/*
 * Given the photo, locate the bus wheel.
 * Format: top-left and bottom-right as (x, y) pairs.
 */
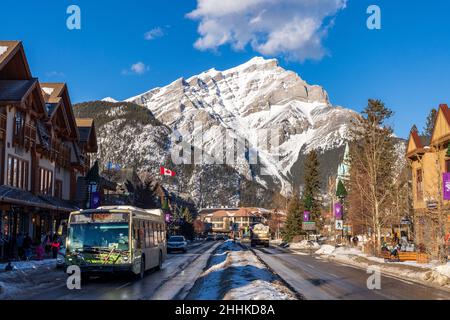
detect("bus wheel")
(156, 251), (163, 271)
(139, 256), (146, 279)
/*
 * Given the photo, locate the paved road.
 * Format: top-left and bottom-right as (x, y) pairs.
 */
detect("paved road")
(252, 245), (450, 300)
(22, 241), (219, 300)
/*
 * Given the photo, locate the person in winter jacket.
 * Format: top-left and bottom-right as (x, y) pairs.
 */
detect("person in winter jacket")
(35, 241), (45, 260)
(51, 236), (60, 259)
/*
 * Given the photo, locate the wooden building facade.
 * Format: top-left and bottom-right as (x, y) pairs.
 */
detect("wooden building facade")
(0, 41), (97, 258)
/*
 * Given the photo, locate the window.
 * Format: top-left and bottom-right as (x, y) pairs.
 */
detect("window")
(54, 180), (63, 199)
(38, 167), (53, 195)
(7, 155), (29, 190)
(416, 169), (423, 201)
(14, 111), (24, 136)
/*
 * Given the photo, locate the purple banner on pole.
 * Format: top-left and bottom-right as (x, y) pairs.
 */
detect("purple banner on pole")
(443, 173), (450, 200)
(90, 192), (101, 209)
(334, 203), (343, 219)
(303, 211), (310, 222)
(165, 214), (172, 223)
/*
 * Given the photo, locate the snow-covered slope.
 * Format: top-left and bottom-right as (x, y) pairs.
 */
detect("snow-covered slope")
(125, 57), (358, 195)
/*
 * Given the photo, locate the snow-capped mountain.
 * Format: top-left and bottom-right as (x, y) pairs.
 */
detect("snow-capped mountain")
(124, 57), (358, 195)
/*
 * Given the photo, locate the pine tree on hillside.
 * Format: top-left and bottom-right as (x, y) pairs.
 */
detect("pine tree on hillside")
(303, 150), (322, 226)
(282, 193), (303, 242)
(423, 108), (437, 137)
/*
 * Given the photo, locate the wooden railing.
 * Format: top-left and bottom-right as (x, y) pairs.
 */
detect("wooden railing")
(13, 119), (36, 151)
(0, 113), (6, 142)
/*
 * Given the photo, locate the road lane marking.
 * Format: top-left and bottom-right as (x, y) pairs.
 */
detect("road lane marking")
(116, 282), (131, 290)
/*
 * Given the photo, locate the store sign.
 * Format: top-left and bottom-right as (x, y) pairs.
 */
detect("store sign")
(303, 211), (310, 222)
(443, 173), (450, 200)
(334, 203), (343, 219)
(335, 220), (344, 230)
(302, 222), (316, 231)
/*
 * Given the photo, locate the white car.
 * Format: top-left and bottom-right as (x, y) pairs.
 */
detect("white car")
(167, 236), (187, 253)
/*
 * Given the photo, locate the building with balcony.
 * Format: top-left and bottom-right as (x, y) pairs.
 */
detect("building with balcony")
(0, 41), (99, 259)
(198, 207), (266, 236)
(406, 104), (450, 259)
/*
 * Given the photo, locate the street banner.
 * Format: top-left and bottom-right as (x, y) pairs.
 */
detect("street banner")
(160, 166), (176, 177)
(334, 203), (343, 219)
(165, 213), (172, 223)
(90, 191), (101, 209)
(443, 173), (450, 200)
(335, 220), (344, 230)
(303, 211), (310, 222)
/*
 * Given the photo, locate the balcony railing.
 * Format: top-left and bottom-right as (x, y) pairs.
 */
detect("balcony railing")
(13, 120), (36, 151)
(0, 113), (6, 142)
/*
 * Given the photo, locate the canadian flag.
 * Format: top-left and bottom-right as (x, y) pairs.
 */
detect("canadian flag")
(160, 166), (176, 177)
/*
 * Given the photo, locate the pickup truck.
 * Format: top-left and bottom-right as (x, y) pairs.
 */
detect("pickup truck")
(250, 224), (270, 248)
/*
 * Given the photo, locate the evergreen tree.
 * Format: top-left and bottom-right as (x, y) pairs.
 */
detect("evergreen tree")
(282, 193), (303, 242)
(423, 108), (437, 137)
(336, 180), (348, 198)
(303, 150), (322, 226)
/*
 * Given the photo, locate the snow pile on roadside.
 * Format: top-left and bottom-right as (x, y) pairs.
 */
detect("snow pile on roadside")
(289, 240), (320, 250)
(188, 240), (296, 300)
(314, 244), (450, 288)
(0, 259), (58, 299)
(0, 259), (56, 272)
(315, 244), (335, 255)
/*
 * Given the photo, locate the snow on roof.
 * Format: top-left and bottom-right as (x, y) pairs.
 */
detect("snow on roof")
(41, 87), (54, 95)
(0, 46), (8, 56)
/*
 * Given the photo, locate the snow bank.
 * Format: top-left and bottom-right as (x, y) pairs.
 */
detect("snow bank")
(289, 240), (320, 250)
(314, 245), (450, 289)
(315, 244), (335, 255)
(0, 259), (56, 272)
(188, 240), (296, 300)
(0, 259), (57, 299)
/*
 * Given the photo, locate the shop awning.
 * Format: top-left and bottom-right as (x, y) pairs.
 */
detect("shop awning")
(0, 186), (78, 212)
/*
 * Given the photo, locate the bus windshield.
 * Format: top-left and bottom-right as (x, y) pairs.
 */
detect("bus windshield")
(68, 223), (129, 251)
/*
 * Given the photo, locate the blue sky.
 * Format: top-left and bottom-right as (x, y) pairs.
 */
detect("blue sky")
(1, 0), (450, 139)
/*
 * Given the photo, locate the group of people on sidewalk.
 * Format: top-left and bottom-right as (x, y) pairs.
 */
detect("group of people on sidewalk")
(0, 231), (62, 262)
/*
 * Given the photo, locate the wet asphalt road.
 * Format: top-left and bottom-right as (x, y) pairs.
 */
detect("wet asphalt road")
(21, 241), (219, 300)
(252, 245), (450, 300)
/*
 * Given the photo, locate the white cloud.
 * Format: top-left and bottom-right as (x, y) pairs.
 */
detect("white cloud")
(122, 62), (149, 75)
(144, 27), (165, 40)
(46, 71), (66, 78)
(187, 0), (347, 62)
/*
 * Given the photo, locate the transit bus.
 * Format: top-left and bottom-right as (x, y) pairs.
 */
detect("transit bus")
(65, 206), (167, 279)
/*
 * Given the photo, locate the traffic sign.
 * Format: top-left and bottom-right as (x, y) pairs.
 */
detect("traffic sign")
(335, 220), (344, 230)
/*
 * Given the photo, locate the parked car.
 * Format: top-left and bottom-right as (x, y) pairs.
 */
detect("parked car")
(206, 235), (215, 241)
(167, 236), (188, 253)
(56, 247), (66, 268)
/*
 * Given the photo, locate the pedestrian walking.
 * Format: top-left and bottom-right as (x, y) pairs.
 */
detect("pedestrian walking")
(23, 233), (32, 261)
(42, 232), (52, 256)
(35, 241), (44, 260)
(17, 232), (24, 260)
(51, 235), (60, 259)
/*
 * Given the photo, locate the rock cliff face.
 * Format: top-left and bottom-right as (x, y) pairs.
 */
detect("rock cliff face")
(123, 57), (358, 195)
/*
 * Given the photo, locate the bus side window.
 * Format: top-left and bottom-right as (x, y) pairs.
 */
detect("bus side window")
(143, 221), (148, 248)
(146, 221), (151, 248)
(149, 222), (154, 247)
(154, 224), (158, 245)
(139, 221), (145, 249)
